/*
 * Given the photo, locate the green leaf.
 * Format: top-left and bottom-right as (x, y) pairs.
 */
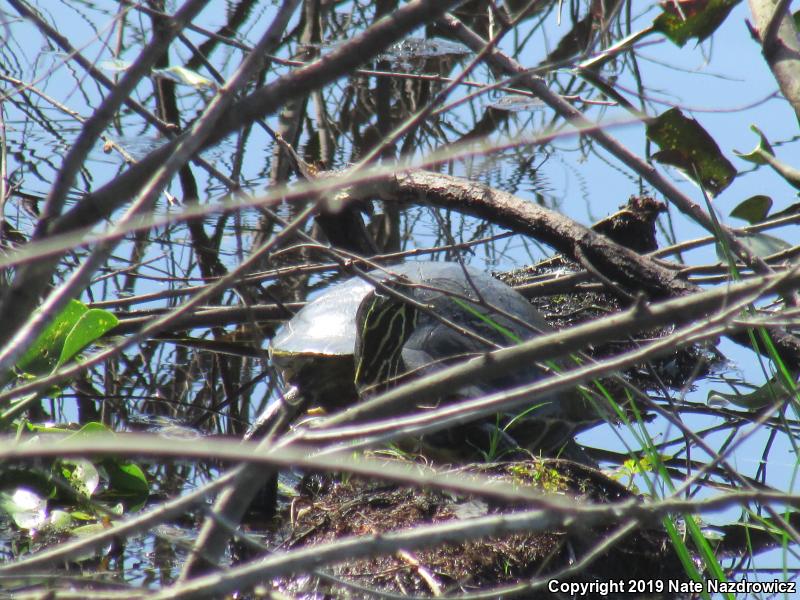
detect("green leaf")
(733, 125), (774, 164)
(622, 455), (654, 475)
(729, 195), (772, 224)
(15, 299), (87, 375)
(103, 460), (149, 498)
(647, 108), (736, 195)
(57, 308), (118, 368)
(653, 0), (741, 47)
(60, 423), (149, 503)
(15, 300), (118, 375)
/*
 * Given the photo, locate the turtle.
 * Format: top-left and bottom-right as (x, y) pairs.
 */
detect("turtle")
(269, 261), (592, 458)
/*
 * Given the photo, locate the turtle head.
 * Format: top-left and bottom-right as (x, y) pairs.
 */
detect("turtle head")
(353, 287), (419, 395)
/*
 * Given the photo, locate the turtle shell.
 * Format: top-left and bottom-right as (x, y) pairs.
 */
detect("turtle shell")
(270, 272), (377, 408)
(270, 262), (556, 410)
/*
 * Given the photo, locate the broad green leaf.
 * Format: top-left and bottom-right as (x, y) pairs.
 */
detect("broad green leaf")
(733, 125), (774, 164)
(103, 460), (149, 498)
(15, 300), (118, 375)
(730, 195), (772, 224)
(44, 424), (149, 506)
(653, 0), (741, 47)
(57, 308), (118, 368)
(62, 423), (149, 500)
(647, 108), (736, 195)
(16, 299), (87, 375)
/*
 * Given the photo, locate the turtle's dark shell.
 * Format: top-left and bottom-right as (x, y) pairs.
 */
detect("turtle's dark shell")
(270, 262), (570, 413)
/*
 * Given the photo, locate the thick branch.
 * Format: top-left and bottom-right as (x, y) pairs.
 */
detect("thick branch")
(749, 0), (800, 122)
(381, 170), (694, 299)
(358, 169), (800, 368)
